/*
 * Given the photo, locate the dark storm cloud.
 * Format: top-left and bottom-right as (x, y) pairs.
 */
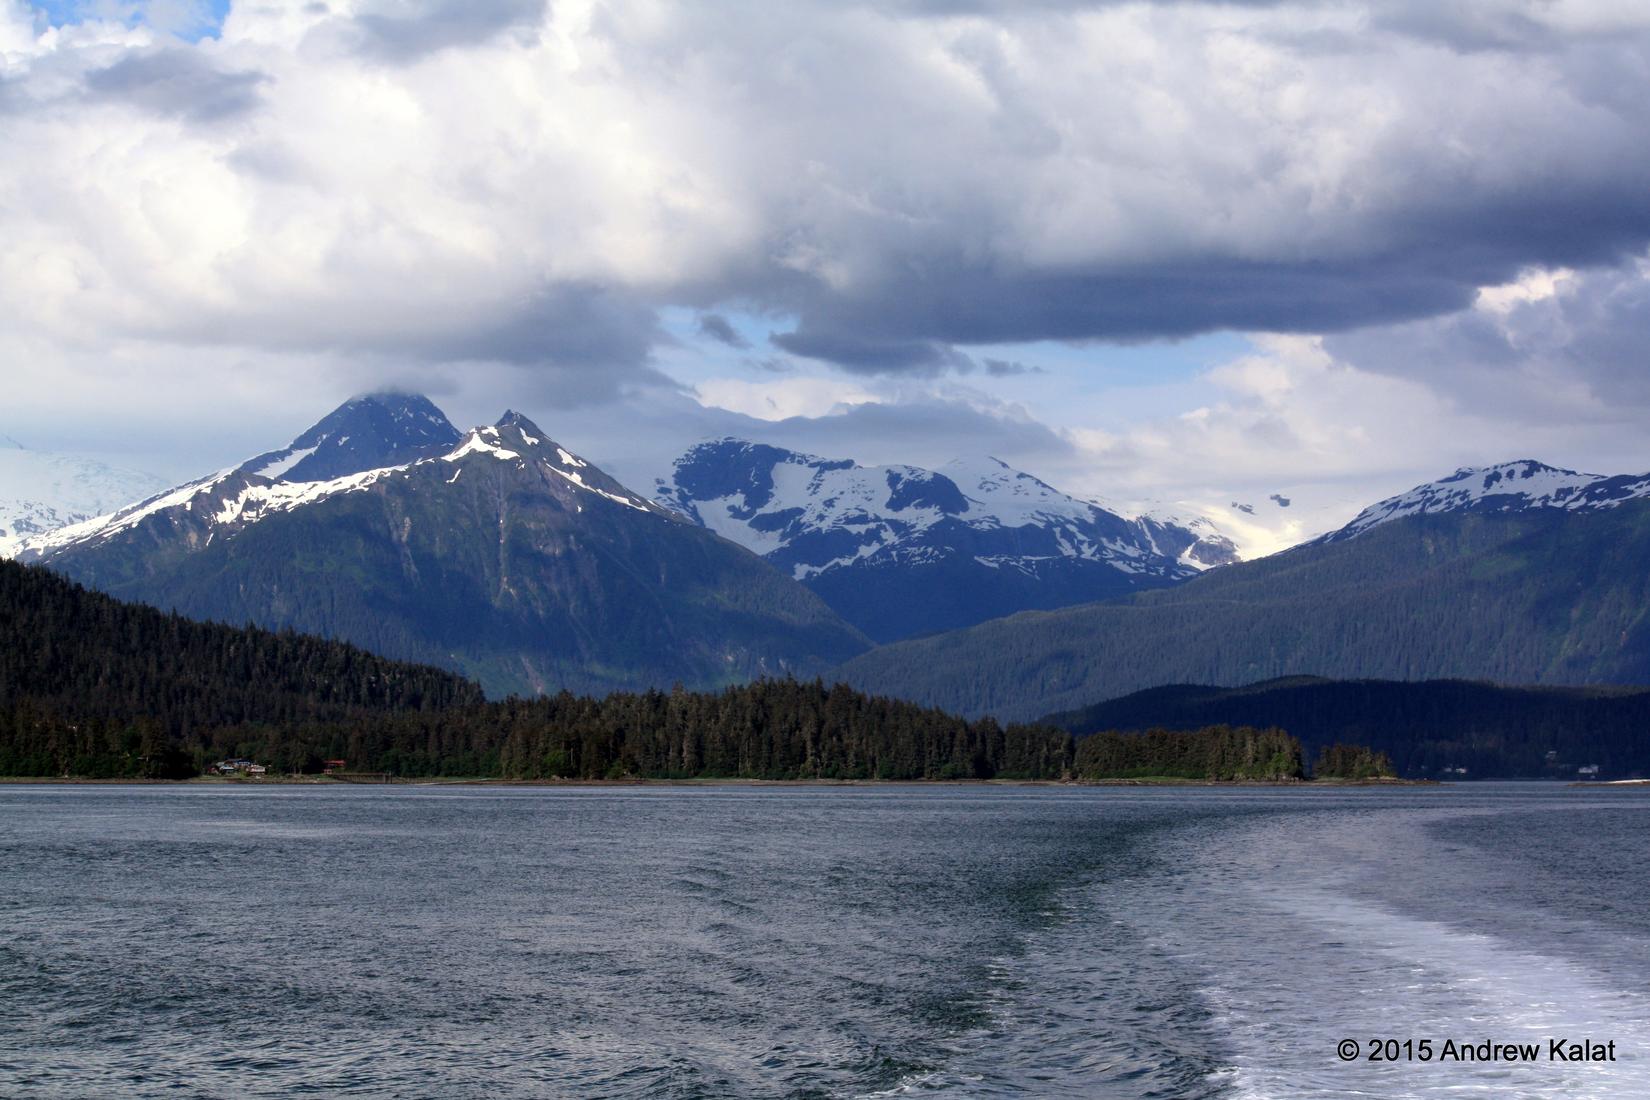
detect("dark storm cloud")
(770, 260), (1480, 371)
(347, 0), (548, 63)
(770, 331), (980, 376)
(400, 285), (672, 403)
(1326, 259), (1650, 408)
(767, 169), (1650, 374)
(83, 50), (268, 123)
(984, 358), (1043, 377)
(453, 284), (658, 366)
(696, 312), (749, 349)
(673, 2), (1650, 379)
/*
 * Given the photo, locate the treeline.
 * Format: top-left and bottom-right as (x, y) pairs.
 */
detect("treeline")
(135, 682), (1075, 781)
(1, 560), (1347, 782)
(3, 677), (1314, 782)
(1313, 743), (1396, 780)
(1075, 725), (1304, 781)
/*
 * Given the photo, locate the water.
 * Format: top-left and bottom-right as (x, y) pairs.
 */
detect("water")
(1, 783), (1646, 1098)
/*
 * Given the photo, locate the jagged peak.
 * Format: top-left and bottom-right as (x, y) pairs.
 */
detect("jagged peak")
(442, 417), (660, 516)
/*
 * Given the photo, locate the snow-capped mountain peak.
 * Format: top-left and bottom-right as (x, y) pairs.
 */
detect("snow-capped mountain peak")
(237, 391), (461, 484)
(1320, 459), (1650, 543)
(656, 438), (1239, 642)
(17, 401), (671, 562)
(451, 413), (662, 514)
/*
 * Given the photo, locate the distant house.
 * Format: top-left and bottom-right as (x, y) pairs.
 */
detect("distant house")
(1578, 764), (1601, 778)
(246, 764), (268, 776)
(213, 758), (259, 775)
(323, 759), (347, 775)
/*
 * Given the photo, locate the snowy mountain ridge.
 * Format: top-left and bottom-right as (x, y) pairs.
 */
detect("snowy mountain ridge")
(654, 439), (1239, 642)
(18, 402), (667, 563)
(1318, 459), (1650, 543)
(656, 440), (1238, 579)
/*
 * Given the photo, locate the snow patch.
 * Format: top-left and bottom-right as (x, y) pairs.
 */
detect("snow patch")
(443, 433), (521, 462)
(248, 445), (318, 479)
(549, 466), (652, 512)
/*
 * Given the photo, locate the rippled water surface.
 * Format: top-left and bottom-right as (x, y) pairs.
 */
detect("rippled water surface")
(1, 783), (1646, 1098)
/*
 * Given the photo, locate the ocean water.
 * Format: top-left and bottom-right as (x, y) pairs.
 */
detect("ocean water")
(0, 783), (1645, 1098)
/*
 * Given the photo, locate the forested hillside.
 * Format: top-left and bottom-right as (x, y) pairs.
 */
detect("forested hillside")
(1045, 676), (1650, 779)
(1, 561), (480, 715)
(1, 559), (1321, 782)
(838, 503), (1650, 720)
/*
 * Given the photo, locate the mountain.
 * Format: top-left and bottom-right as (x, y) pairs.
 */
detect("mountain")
(836, 469), (1650, 721)
(1319, 459), (1650, 543)
(1041, 676), (1650, 780)
(0, 437), (167, 557)
(655, 439), (1238, 642)
(235, 391), (463, 482)
(20, 398), (868, 697)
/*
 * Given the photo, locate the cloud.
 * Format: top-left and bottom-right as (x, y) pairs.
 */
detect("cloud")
(1325, 256), (1650, 413)
(1, 0), (1647, 385)
(82, 48), (268, 122)
(771, 330), (979, 375)
(694, 376), (879, 422)
(695, 311), (748, 349)
(983, 357), (1042, 377)
(343, 0), (548, 64)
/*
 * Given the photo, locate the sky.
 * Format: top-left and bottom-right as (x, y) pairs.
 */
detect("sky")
(3, 0), (1650, 554)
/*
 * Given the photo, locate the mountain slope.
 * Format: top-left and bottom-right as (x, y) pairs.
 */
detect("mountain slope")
(0, 556), (482, 775)
(0, 438), (167, 557)
(836, 495), (1650, 720)
(656, 439), (1237, 642)
(1041, 676), (1650, 780)
(22, 403), (868, 697)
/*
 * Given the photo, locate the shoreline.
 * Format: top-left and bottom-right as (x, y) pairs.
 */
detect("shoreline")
(0, 774), (1437, 788)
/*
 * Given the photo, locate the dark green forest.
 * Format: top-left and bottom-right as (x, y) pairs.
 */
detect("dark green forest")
(1046, 676), (1650, 779)
(839, 504), (1650, 721)
(1, 560), (1325, 782)
(1073, 724), (1305, 781)
(1313, 743), (1398, 781)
